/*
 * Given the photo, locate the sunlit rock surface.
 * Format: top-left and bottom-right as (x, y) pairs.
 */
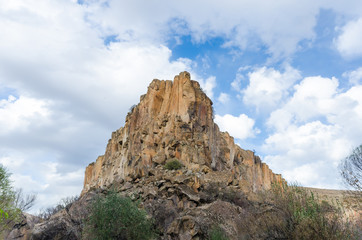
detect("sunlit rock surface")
(82, 71), (283, 195)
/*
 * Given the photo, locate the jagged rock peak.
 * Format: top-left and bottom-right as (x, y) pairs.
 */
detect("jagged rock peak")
(82, 72), (283, 195)
(127, 71), (213, 125)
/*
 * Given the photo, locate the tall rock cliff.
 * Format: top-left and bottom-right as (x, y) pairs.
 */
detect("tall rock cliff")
(7, 73), (360, 240)
(82, 71), (282, 195)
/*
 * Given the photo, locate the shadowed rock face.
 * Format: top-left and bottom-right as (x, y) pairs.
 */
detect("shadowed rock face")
(82, 71), (283, 195)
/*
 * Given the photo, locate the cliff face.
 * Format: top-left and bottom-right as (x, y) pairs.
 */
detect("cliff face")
(7, 73), (361, 240)
(82, 71), (282, 195)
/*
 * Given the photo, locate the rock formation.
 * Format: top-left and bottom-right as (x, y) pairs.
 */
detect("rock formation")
(7, 72), (361, 240)
(82, 71), (283, 196)
(6, 72), (288, 240)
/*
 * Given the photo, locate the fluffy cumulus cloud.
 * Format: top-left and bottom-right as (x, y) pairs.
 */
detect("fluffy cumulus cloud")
(242, 65), (301, 111)
(0, 0), (198, 124)
(2, 0), (362, 212)
(263, 76), (362, 189)
(267, 76), (339, 128)
(0, 0), (202, 211)
(82, 0), (362, 60)
(215, 114), (258, 140)
(86, 0), (322, 59)
(335, 18), (362, 59)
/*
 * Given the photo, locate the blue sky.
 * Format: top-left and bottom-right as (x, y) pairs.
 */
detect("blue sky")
(1, 0), (362, 213)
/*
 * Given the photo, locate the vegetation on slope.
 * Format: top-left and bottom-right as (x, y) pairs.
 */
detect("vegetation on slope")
(164, 158), (183, 170)
(83, 191), (155, 240)
(263, 183), (359, 240)
(1, 164), (37, 237)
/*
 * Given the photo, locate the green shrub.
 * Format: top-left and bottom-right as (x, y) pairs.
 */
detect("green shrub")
(264, 183), (360, 240)
(83, 192), (155, 240)
(0, 165), (22, 236)
(164, 159), (183, 170)
(209, 226), (229, 240)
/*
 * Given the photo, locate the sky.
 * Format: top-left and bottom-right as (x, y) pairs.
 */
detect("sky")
(1, 0), (362, 213)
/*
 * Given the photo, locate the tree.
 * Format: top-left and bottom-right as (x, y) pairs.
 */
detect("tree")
(14, 188), (37, 212)
(0, 164), (21, 234)
(340, 144), (362, 191)
(0, 164), (36, 236)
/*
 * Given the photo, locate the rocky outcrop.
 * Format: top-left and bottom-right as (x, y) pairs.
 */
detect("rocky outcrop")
(81, 165), (288, 240)
(8, 72), (361, 240)
(5, 193), (95, 240)
(4, 213), (41, 240)
(5, 164), (280, 240)
(6, 72), (286, 240)
(119, 166), (255, 239)
(82, 71), (283, 195)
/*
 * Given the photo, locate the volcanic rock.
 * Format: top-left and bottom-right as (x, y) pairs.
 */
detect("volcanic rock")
(82, 71), (283, 195)
(6, 72), (287, 240)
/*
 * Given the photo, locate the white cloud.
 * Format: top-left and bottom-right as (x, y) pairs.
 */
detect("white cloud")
(215, 114), (258, 140)
(0, 153), (83, 214)
(343, 67), (362, 85)
(267, 76), (362, 132)
(86, 0), (323, 59)
(282, 162), (339, 189)
(199, 76), (216, 99)
(0, 0), (203, 212)
(263, 76), (362, 189)
(5, 0), (361, 63)
(217, 92), (230, 104)
(231, 78), (242, 92)
(1, 0), (362, 212)
(0, 1), (196, 126)
(264, 121), (350, 189)
(231, 67), (250, 92)
(242, 65), (301, 111)
(267, 76), (339, 127)
(17, 163), (82, 214)
(335, 18), (362, 59)
(0, 156), (25, 171)
(86, 1), (362, 61)
(0, 95), (51, 134)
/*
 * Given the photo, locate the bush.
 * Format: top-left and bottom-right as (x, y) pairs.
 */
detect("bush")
(83, 192), (155, 240)
(164, 159), (183, 170)
(263, 183), (360, 240)
(209, 226), (229, 240)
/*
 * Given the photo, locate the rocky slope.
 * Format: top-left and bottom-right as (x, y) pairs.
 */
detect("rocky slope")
(6, 72), (288, 240)
(82, 71), (283, 196)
